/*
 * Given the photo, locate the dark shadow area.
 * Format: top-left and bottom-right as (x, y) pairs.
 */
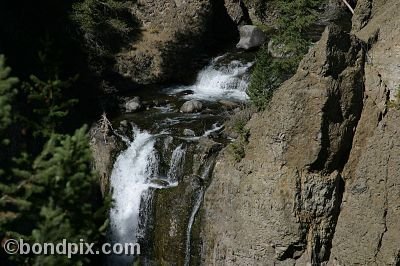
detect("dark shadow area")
(157, 0), (239, 86)
(0, 0), (142, 129)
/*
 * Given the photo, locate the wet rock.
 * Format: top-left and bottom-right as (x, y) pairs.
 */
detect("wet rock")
(183, 129), (196, 137)
(120, 120), (128, 128)
(125, 97), (142, 113)
(150, 178), (170, 187)
(150, 137), (222, 265)
(118, 120), (130, 136)
(236, 25), (267, 50)
(180, 100), (203, 113)
(193, 137), (223, 181)
(219, 99), (239, 110)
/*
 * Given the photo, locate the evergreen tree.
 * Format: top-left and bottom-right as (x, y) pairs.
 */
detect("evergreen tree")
(0, 56), (108, 265)
(0, 55), (18, 145)
(274, 0), (322, 59)
(31, 126), (109, 265)
(21, 75), (78, 138)
(0, 56), (37, 265)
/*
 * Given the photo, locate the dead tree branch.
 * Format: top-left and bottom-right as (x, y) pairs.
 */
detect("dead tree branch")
(342, 0), (355, 14)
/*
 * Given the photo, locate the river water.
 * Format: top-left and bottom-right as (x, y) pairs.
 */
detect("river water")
(108, 52), (254, 265)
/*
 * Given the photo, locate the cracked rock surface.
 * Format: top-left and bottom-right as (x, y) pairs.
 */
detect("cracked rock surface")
(200, 0), (400, 264)
(201, 25), (365, 265)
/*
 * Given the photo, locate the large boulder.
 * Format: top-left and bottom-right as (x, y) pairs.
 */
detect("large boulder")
(236, 25), (267, 50)
(180, 100), (203, 113)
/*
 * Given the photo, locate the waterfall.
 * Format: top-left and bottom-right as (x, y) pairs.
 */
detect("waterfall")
(184, 189), (205, 266)
(109, 127), (190, 263)
(109, 127), (158, 264)
(169, 57), (252, 101)
(167, 144), (186, 183)
(108, 51), (253, 265)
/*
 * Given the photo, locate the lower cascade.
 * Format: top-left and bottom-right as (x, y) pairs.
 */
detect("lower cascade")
(184, 189), (205, 266)
(108, 52), (253, 265)
(109, 128), (157, 265)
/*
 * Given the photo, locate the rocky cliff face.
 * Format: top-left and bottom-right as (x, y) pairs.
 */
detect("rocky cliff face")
(200, 0), (400, 264)
(115, 0), (237, 85)
(330, 0), (400, 264)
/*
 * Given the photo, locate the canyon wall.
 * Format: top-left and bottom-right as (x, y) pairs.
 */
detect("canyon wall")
(201, 0), (400, 264)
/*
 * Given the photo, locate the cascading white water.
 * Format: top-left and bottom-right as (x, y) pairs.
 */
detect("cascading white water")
(184, 189), (205, 266)
(203, 123), (224, 137)
(109, 127), (188, 265)
(109, 128), (158, 248)
(167, 144), (186, 183)
(109, 52), (253, 264)
(169, 56), (252, 101)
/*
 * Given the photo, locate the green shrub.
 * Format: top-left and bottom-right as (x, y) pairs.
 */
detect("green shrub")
(388, 86), (400, 109)
(230, 139), (246, 162)
(248, 0), (324, 110)
(227, 108), (251, 162)
(248, 48), (295, 110)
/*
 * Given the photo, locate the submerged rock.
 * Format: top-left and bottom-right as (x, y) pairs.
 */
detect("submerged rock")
(180, 100), (203, 113)
(236, 25), (267, 50)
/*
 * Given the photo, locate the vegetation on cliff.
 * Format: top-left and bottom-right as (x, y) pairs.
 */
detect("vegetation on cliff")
(248, 0), (324, 110)
(71, 0), (139, 73)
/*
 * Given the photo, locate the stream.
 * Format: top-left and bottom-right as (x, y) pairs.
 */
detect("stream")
(108, 51), (254, 265)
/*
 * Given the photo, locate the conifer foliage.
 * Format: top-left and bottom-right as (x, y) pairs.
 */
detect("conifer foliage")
(0, 57), (108, 265)
(0, 55), (18, 139)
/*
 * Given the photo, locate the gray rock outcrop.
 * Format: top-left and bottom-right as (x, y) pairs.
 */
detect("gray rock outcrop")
(329, 0), (400, 264)
(236, 25), (266, 50)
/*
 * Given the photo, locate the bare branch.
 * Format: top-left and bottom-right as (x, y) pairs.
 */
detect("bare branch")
(342, 0), (355, 14)
(98, 112), (113, 144)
